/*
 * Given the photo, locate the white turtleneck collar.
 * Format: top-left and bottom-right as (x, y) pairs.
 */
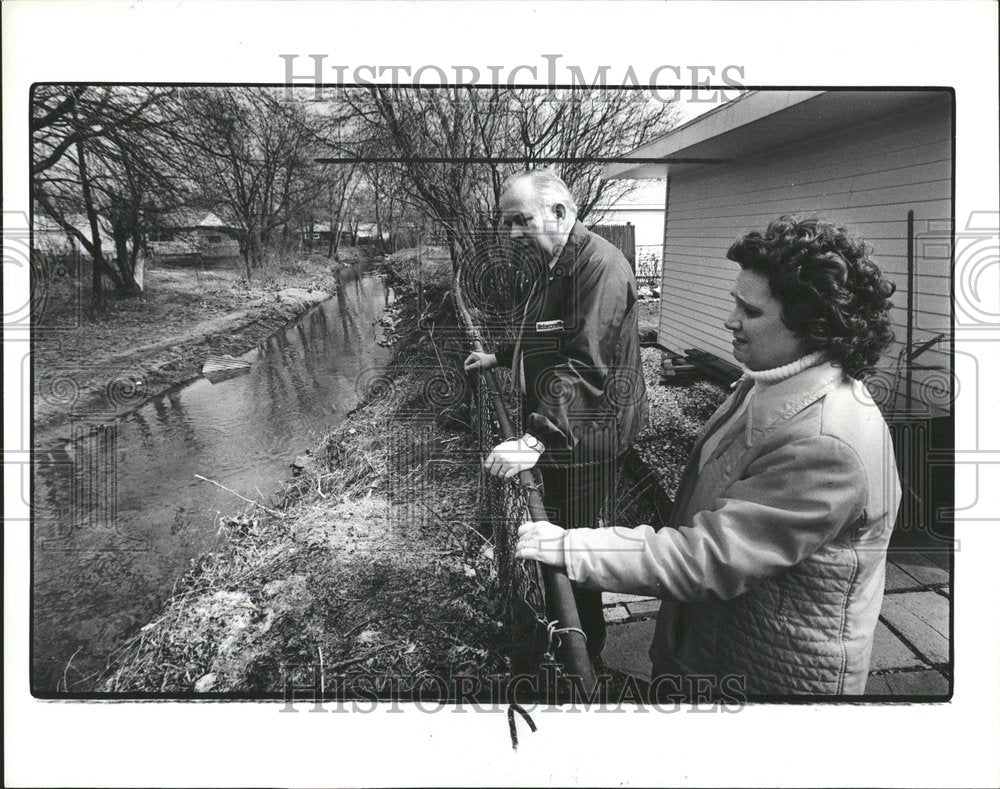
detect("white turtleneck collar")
(740, 351), (827, 387)
(704, 352), (830, 468)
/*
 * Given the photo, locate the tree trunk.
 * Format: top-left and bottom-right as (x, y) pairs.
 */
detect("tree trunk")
(111, 224), (141, 296)
(248, 225), (263, 274)
(34, 185), (122, 292)
(373, 189), (386, 256)
(386, 192), (398, 253)
(238, 235), (252, 280)
(75, 136), (109, 304)
(130, 232), (145, 291)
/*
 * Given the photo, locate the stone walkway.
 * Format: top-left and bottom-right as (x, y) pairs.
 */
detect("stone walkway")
(601, 534), (952, 697)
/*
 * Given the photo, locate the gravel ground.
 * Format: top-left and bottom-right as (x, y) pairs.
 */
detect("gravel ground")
(637, 299), (660, 336)
(633, 347), (730, 499)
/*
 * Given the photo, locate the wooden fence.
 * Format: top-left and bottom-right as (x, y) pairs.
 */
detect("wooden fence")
(590, 222), (636, 271)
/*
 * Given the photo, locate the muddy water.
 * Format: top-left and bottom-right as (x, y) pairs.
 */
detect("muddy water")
(32, 267), (393, 692)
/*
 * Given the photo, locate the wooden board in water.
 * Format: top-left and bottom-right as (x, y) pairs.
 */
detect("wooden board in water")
(202, 355), (252, 383)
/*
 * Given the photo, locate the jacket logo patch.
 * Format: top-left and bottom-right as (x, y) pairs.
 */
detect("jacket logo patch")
(536, 319), (564, 332)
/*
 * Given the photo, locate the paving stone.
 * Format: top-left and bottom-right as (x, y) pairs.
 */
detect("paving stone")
(602, 619), (656, 680)
(864, 674), (892, 694)
(879, 592), (950, 664)
(603, 592), (656, 606)
(891, 591), (949, 634)
(603, 604), (629, 623)
(885, 669), (950, 696)
(865, 670), (950, 696)
(884, 561), (922, 591)
(869, 621), (923, 671)
(887, 549), (951, 586)
(626, 599), (661, 617)
(919, 545), (952, 571)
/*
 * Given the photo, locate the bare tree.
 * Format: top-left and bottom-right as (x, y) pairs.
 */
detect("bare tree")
(178, 88), (327, 278)
(508, 89), (678, 222)
(336, 86), (677, 267)
(339, 87), (499, 264)
(32, 85), (187, 301)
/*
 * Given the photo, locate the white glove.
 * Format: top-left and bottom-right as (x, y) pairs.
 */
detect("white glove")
(463, 351), (498, 373)
(483, 434), (544, 479)
(515, 520), (567, 568)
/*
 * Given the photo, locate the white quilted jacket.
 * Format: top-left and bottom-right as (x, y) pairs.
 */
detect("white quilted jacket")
(564, 362), (902, 695)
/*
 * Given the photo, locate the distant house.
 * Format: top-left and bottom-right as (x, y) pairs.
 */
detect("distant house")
(301, 222), (332, 248)
(147, 210), (240, 261)
(588, 181), (667, 288)
(354, 222), (390, 245)
(590, 180), (667, 249)
(302, 221), (390, 249)
(604, 90), (953, 417)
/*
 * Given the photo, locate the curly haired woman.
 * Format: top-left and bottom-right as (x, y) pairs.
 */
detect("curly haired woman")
(517, 216), (902, 696)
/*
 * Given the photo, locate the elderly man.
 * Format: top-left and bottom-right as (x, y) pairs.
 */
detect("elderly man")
(464, 169), (648, 661)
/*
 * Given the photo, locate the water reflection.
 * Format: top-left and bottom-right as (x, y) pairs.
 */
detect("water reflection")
(32, 269), (392, 691)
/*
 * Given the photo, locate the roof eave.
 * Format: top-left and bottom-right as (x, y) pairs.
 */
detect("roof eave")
(604, 89), (826, 180)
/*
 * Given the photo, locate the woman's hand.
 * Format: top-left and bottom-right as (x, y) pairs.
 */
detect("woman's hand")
(516, 520), (567, 569)
(463, 351), (498, 373)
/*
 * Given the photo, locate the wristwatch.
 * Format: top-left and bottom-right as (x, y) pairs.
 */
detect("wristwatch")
(521, 433), (545, 453)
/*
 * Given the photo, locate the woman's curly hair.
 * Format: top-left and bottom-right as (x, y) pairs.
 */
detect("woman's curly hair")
(726, 216), (897, 379)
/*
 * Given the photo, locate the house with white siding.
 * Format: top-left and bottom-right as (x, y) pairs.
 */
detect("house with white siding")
(590, 179), (667, 249)
(148, 210), (241, 261)
(604, 90), (953, 418)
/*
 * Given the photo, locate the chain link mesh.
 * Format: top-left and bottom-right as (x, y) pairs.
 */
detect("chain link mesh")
(473, 372), (549, 675)
(462, 240), (551, 676)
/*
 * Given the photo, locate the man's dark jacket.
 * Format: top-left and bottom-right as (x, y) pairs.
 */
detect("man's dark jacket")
(495, 221), (648, 465)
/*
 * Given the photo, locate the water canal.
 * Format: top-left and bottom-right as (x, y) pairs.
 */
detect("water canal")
(32, 267), (393, 691)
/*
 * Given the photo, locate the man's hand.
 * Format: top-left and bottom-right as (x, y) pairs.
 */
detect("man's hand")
(516, 520), (567, 568)
(463, 351), (498, 373)
(483, 436), (542, 479)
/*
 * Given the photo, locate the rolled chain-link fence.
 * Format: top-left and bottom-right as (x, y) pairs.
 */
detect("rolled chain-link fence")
(473, 371), (550, 677)
(459, 238), (551, 677)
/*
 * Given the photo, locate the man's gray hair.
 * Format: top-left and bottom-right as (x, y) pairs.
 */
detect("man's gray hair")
(503, 169), (579, 216)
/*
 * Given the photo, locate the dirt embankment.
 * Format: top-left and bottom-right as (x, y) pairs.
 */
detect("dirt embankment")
(98, 271), (510, 695)
(33, 260), (341, 440)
